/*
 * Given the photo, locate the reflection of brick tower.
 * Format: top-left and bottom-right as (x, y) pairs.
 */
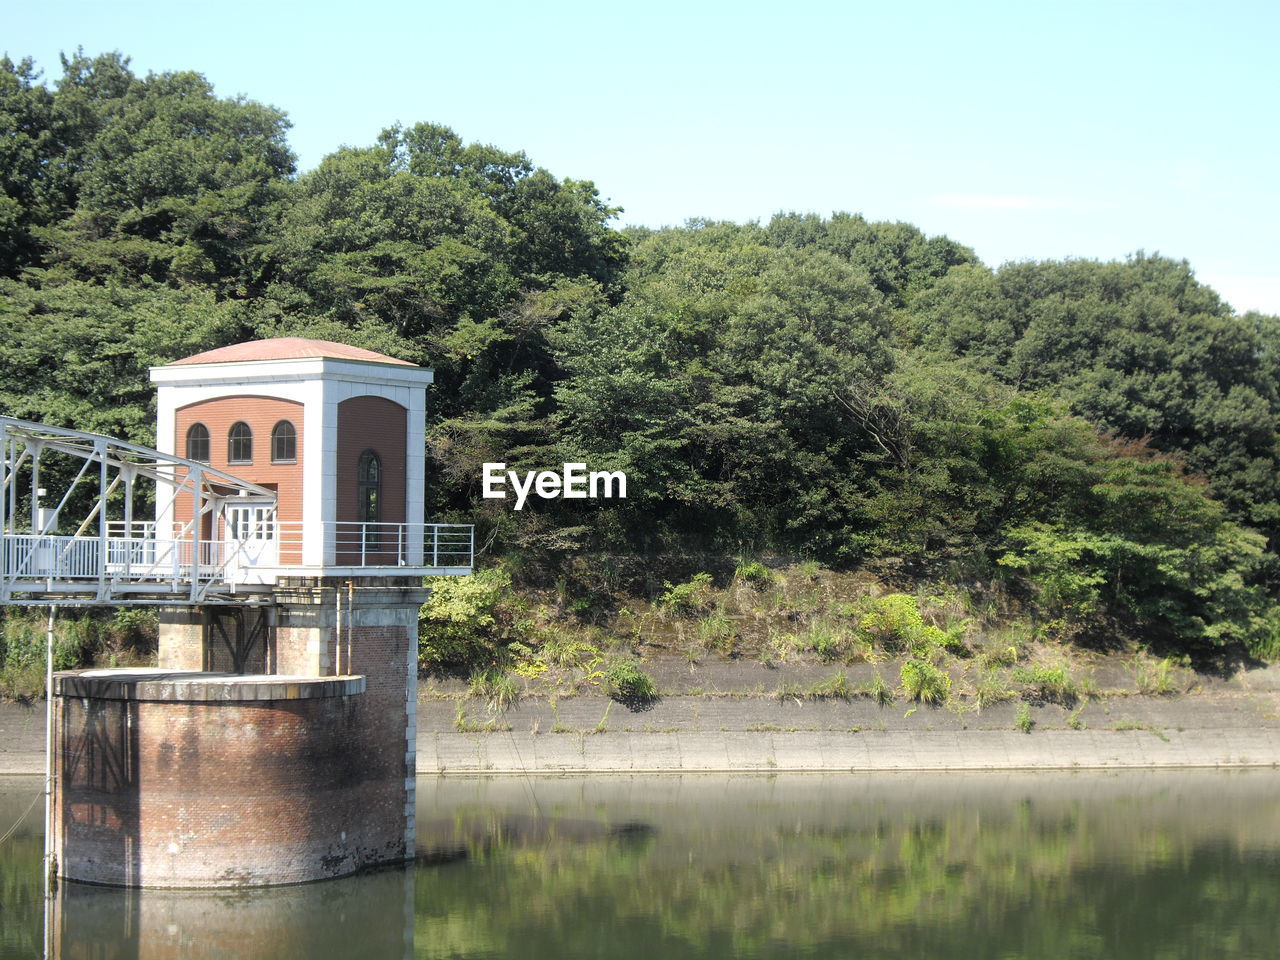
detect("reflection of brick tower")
(50, 339), (471, 887)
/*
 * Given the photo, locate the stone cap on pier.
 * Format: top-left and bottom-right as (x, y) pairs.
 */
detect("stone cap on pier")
(52, 668), (365, 702)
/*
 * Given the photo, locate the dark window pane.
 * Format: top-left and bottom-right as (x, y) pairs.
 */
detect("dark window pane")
(357, 450), (381, 544)
(186, 423), (210, 462)
(271, 420), (296, 462)
(228, 422), (253, 463)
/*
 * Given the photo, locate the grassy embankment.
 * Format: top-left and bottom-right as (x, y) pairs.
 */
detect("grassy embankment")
(0, 609), (157, 700)
(0, 562), (1205, 723)
(419, 560), (1204, 732)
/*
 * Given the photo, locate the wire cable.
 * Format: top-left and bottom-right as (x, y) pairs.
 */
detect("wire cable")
(0, 786), (42, 846)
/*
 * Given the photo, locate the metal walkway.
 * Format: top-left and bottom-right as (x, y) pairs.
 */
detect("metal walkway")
(1, 417), (472, 605)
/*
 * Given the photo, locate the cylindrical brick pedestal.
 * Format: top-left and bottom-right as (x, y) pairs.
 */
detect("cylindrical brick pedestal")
(55, 577), (428, 888)
(51, 670), (373, 887)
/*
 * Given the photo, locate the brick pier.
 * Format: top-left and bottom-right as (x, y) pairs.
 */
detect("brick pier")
(50, 576), (427, 888)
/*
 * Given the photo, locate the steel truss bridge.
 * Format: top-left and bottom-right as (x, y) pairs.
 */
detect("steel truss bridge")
(0, 417), (472, 606)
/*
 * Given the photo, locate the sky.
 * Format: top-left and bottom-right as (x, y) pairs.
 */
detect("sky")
(7, 0), (1279, 313)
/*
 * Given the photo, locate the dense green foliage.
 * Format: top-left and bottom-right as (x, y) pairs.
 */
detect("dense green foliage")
(0, 608), (156, 698)
(911, 256), (1280, 541)
(418, 568), (513, 671)
(3, 51), (1279, 656)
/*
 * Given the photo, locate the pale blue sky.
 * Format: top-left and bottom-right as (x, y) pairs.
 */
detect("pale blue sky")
(7, 0), (1278, 312)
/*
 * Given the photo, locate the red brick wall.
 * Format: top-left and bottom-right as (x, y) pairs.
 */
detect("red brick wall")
(59, 577), (426, 888)
(173, 396), (304, 564)
(336, 396), (407, 564)
(52, 687), (403, 887)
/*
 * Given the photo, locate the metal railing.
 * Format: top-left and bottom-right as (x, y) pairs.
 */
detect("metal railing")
(219, 521), (474, 570)
(132, 520), (474, 567)
(325, 522), (475, 568)
(3, 533), (229, 584)
(2, 521), (473, 602)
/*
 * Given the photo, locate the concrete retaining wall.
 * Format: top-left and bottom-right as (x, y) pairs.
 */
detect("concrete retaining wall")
(417, 726), (1280, 774)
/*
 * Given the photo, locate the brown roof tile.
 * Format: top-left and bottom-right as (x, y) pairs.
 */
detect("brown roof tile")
(169, 337), (416, 367)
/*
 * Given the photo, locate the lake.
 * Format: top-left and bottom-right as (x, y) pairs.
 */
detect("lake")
(2, 770), (1278, 958)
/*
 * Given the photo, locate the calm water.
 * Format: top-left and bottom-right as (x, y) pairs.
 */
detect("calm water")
(2, 770), (1279, 959)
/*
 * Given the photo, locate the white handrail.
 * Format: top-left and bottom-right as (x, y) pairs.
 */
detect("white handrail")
(1, 521), (474, 602)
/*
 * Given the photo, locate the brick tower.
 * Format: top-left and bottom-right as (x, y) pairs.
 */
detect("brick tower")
(49, 339), (470, 887)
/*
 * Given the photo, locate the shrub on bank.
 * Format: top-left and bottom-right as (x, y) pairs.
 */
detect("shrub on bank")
(1015, 702), (1034, 733)
(733, 561), (773, 588)
(900, 658), (951, 704)
(469, 665), (520, 712)
(1011, 664), (1077, 704)
(603, 656), (658, 706)
(419, 567), (514, 672)
(658, 573), (715, 616)
(859, 594), (924, 649)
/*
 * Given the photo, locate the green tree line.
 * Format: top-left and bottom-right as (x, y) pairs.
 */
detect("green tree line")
(2, 51), (1279, 655)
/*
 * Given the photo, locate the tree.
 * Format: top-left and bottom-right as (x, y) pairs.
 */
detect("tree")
(910, 254), (1280, 548)
(551, 226), (893, 557)
(0, 56), (60, 275)
(767, 211), (978, 307)
(29, 52), (295, 292)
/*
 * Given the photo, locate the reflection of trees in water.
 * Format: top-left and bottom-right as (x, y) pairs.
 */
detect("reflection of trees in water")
(0, 813), (41, 960)
(416, 811), (655, 865)
(411, 809), (1280, 960)
(5, 774), (1280, 960)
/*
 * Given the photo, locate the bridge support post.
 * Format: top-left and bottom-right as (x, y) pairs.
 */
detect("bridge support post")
(156, 606), (205, 670)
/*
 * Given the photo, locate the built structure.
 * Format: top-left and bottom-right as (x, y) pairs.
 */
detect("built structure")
(2, 338), (474, 887)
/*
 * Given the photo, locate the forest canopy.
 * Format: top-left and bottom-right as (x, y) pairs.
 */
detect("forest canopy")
(3, 51), (1279, 656)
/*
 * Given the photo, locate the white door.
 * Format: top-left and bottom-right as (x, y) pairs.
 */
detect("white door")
(224, 504), (278, 581)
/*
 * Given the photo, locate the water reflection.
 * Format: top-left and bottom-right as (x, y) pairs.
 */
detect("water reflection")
(413, 771), (1280, 960)
(52, 865), (414, 960)
(2, 770), (1279, 959)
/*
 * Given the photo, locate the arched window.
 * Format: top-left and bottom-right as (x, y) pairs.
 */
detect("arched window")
(228, 422), (253, 464)
(271, 420), (297, 463)
(357, 450), (381, 525)
(186, 423), (210, 463)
